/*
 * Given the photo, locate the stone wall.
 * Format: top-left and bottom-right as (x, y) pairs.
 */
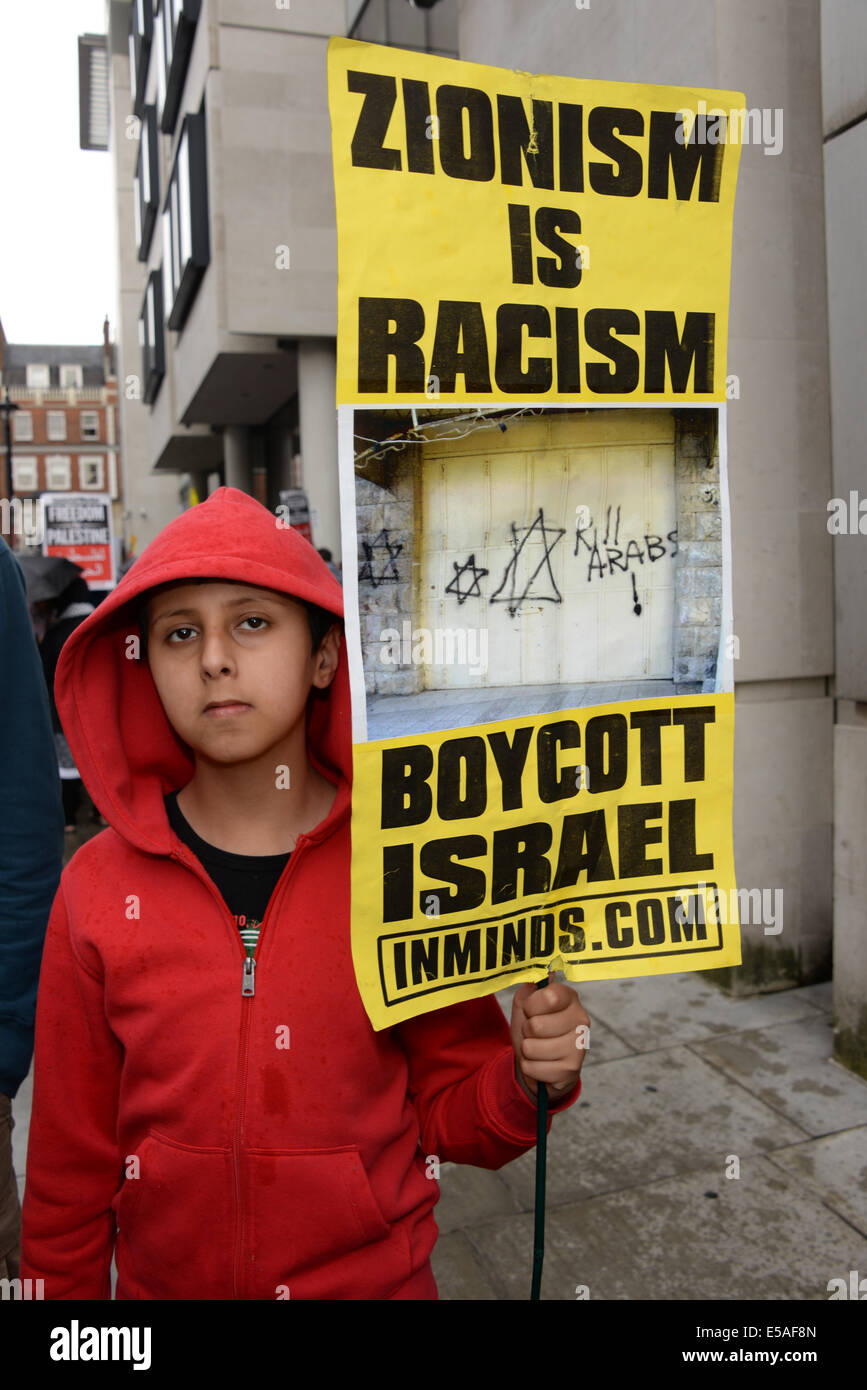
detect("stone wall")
(355, 450), (420, 696)
(673, 411), (723, 692)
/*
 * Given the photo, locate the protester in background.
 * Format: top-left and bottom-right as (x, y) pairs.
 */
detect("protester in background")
(38, 575), (96, 833)
(28, 599), (55, 647)
(0, 535), (65, 1283)
(318, 547), (342, 583)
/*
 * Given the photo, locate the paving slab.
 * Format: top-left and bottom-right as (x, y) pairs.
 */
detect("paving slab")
(458, 1157), (867, 1301)
(433, 1162), (523, 1234)
(568, 972), (829, 1052)
(494, 1044), (806, 1209)
(795, 981), (834, 1013)
(767, 1126), (867, 1238)
(429, 1229), (500, 1299)
(693, 1017), (867, 1137)
(366, 679), (678, 738)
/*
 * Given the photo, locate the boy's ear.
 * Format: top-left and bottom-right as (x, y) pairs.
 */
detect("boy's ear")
(311, 623), (341, 690)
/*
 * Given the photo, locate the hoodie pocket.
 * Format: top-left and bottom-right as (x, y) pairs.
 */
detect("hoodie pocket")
(114, 1130), (235, 1300)
(245, 1145), (408, 1300)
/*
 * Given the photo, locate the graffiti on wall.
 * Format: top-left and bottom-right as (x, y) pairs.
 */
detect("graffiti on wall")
(574, 505), (679, 585)
(358, 529), (403, 586)
(445, 554), (489, 605)
(431, 505), (682, 619)
(357, 507), (685, 620)
(488, 509), (567, 618)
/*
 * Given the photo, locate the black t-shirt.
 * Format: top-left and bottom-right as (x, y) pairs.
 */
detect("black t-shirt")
(165, 791), (290, 958)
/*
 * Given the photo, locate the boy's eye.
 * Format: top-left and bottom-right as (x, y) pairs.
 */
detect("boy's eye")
(164, 615), (269, 643)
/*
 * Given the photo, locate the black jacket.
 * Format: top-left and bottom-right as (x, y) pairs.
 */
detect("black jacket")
(0, 539), (64, 1097)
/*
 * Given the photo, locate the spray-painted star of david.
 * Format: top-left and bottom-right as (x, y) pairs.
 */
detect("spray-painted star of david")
(489, 508), (566, 617)
(444, 553), (489, 605)
(358, 529), (403, 587)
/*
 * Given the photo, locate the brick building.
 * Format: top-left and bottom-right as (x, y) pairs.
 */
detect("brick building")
(0, 315), (122, 551)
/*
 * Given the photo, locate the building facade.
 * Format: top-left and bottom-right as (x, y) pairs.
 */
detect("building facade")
(88, 0), (460, 558)
(0, 317), (123, 555)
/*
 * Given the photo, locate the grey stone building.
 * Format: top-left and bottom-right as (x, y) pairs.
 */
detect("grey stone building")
(83, 0), (460, 559)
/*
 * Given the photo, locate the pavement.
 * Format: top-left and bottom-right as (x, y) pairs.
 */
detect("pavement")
(429, 973), (867, 1300)
(366, 677), (688, 739)
(11, 800), (867, 1300)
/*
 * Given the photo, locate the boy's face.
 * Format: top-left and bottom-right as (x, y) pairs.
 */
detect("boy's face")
(143, 581), (340, 764)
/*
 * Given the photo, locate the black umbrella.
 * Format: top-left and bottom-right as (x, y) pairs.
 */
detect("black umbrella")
(17, 555), (85, 605)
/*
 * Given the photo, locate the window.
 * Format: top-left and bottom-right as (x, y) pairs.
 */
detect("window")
(129, 0), (153, 118)
(139, 269), (166, 404)
(164, 105), (210, 331)
(46, 456), (72, 490)
(47, 411), (67, 441)
(11, 457), (38, 491)
(12, 411), (33, 441)
(79, 456), (105, 490)
(161, 207), (174, 316)
(133, 174), (143, 248)
(59, 364), (83, 389)
(25, 364), (50, 388)
(80, 411), (101, 440)
(155, 0), (166, 115)
(135, 104), (159, 260)
(159, 0), (201, 133)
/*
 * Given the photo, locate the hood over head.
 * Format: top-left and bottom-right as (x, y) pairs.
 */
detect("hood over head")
(54, 487), (348, 855)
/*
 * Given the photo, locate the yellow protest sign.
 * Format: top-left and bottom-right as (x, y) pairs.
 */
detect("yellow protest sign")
(351, 692), (739, 1030)
(327, 37), (744, 406)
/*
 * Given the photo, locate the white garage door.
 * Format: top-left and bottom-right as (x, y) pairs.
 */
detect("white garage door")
(418, 410), (676, 689)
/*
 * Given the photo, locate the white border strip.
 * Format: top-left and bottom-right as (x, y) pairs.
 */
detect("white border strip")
(338, 403), (368, 744)
(716, 403), (735, 694)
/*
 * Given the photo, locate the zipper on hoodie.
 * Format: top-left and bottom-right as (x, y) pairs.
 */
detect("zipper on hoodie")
(169, 833), (309, 1299)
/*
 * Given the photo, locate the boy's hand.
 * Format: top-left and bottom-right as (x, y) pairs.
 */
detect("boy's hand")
(510, 974), (590, 1104)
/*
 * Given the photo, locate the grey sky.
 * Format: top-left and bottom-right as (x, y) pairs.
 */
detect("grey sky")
(0, 0), (115, 346)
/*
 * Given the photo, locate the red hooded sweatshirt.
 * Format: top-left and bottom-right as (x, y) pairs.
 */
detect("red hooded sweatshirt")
(20, 486), (581, 1301)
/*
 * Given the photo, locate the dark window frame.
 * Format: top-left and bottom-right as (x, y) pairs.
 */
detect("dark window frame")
(134, 104), (160, 260)
(129, 0), (154, 118)
(163, 104), (210, 332)
(139, 269), (166, 404)
(159, 0), (201, 133)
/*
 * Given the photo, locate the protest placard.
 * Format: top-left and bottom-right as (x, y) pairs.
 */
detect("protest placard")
(327, 38), (744, 1029)
(328, 37), (744, 406)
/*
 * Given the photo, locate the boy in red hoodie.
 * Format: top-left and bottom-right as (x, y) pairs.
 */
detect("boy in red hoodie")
(21, 487), (588, 1300)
